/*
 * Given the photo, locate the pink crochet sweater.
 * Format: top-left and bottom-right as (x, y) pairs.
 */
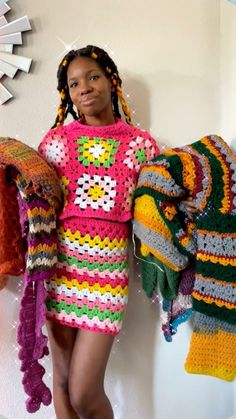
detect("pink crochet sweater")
(38, 118), (159, 222)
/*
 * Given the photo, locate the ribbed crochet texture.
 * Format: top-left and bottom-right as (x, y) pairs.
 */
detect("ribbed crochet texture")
(0, 138), (62, 412)
(185, 312), (236, 381)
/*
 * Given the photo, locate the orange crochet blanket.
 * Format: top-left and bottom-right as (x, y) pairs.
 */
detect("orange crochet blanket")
(0, 137), (61, 280)
(0, 166), (25, 278)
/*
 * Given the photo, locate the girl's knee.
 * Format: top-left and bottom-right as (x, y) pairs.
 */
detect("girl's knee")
(69, 386), (103, 417)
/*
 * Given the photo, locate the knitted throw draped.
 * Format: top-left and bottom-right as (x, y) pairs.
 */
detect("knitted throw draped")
(0, 137), (62, 412)
(133, 135), (236, 381)
(134, 135), (236, 324)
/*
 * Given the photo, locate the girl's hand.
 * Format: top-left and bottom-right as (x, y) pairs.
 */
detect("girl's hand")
(0, 275), (8, 290)
(182, 198), (198, 214)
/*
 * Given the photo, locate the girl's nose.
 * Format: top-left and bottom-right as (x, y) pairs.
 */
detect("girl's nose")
(80, 81), (92, 95)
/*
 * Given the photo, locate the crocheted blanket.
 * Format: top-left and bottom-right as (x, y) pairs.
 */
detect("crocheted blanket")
(0, 137), (62, 412)
(133, 135), (236, 325)
(133, 135), (236, 381)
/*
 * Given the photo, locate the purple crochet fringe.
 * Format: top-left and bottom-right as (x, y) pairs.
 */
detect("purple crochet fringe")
(16, 194), (57, 412)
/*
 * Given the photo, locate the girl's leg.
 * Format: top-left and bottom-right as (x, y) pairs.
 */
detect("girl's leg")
(46, 320), (79, 419)
(69, 329), (114, 419)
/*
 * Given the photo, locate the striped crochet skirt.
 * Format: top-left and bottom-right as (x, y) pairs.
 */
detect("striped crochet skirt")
(45, 217), (130, 335)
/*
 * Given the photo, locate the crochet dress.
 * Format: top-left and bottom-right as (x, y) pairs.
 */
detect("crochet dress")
(38, 118), (159, 335)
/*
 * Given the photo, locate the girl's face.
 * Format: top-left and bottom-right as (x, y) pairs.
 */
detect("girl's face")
(67, 57), (114, 125)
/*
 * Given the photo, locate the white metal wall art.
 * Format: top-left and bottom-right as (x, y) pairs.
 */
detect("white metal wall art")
(0, 0), (32, 104)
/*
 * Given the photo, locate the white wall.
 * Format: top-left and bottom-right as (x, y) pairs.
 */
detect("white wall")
(0, 1), (235, 419)
(220, 0), (236, 414)
(220, 0), (236, 148)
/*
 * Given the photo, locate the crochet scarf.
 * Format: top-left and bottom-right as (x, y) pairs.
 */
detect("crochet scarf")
(0, 137), (62, 412)
(133, 135), (236, 381)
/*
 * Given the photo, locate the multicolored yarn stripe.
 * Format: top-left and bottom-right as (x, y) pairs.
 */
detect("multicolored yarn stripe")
(133, 135), (236, 380)
(0, 138), (62, 412)
(134, 135), (236, 325)
(133, 194), (190, 272)
(45, 217), (129, 335)
(17, 194), (57, 412)
(185, 313), (236, 381)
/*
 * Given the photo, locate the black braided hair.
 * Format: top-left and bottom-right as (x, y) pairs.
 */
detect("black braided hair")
(52, 45), (132, 128)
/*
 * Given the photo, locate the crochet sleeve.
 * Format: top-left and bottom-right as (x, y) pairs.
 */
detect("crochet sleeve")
(139, 131), (160, 167)
(125, 128), (160, 174)
(145, 132), (160, 160)
(38, 129), (56, 164)
(38, 128), (63, 175)
(133, 151), (197, 271)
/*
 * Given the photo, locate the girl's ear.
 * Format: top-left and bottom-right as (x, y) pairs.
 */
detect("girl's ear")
(107, 78), (114, 92)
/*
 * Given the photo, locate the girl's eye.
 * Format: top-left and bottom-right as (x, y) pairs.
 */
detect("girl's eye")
(89, 75), (99, 81)
(70, 82), (78, 88)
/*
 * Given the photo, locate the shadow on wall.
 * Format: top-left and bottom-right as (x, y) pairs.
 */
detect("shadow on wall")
(122, 75), (151, 131)
(106, 245), (158, 419)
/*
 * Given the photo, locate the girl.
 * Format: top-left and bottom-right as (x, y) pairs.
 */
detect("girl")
(38, 45), (159, 419)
